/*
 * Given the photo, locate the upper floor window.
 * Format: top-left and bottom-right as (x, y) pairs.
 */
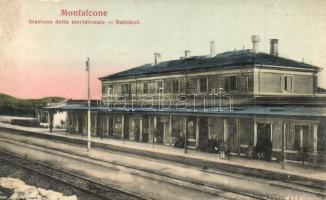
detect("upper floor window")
(122, 84), (130, 95)
(157, 80), (163, 93)
(198, 77), (208, 92)
(282, 76), (293, 92)
(171, 80), (180, 93)
(225, 76), (237, 91)
(108, 85), (113, 95)
(143, 82), (149, 94)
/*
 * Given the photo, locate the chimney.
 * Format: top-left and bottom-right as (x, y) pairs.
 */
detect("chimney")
(154, 53), (161, 65)
(270, 39), (279, 56)
(184, 50), (190, 58)
(210, 41), (215, 57)
(251, 35), (260, 53)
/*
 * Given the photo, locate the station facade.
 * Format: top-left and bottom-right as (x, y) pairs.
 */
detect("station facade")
(47, 37), (326, 165)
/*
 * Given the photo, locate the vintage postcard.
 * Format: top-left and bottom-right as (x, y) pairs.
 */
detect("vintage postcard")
(0, 0), (325, 200)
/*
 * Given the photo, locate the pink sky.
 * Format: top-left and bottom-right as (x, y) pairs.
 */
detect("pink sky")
(1, 0), (326, 99)
(0, 59), (131, 99)
(0, 64), (104, 99)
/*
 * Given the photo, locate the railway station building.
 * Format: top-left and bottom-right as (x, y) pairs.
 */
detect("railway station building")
(44, 36), (326, 166)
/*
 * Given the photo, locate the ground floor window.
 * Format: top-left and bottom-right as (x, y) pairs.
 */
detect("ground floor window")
(113, 115), (123, 138)
(318, 122), (326, 151)
(287, 125), (313, 152)
(257, 123), (272, 143)
(187, 117), (196, 140)
(255, 123), (273, 161)
(142, 116), (149, 142)
(172, 116), (184, 137)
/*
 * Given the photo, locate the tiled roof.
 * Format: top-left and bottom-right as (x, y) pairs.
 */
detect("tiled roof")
(99, 50), (320, 80)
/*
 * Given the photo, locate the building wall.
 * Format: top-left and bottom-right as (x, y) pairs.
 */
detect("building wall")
(293, 75), (314, 94)
(103, 67), (317, 110)
(101, 68), (255, 108)
(65, 111), (324, 164)
(254, 68), (315, 95)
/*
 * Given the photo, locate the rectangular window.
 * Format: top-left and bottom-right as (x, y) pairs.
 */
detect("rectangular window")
(293, 126), (302, 151)
(224, 76), (237, 91)
(247, 77), (253, 93)
(157, 81), (163, 93)
(143, 82), (148, 94)
(198, 77), (208, 92)
(108, 85), (113, 95)
(298, 125), (313, 152)
(286, 129), (299, 151)
(282, 76), (293, 91)
(122, 84), (130, 95)
(172, 116), (184, 137)
(171, 80), (180, 93)
(287, 125), (313, 152)
(230, 76), (237, 91)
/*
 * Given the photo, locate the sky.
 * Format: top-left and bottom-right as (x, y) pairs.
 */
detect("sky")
(0, 0), (326, 99)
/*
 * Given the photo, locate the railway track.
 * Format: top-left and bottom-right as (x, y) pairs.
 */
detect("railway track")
(7, 131), (323, 195)
(0, 150), (144, 200)
(0, 139), (264, 200)
(0, 129), (325, 200)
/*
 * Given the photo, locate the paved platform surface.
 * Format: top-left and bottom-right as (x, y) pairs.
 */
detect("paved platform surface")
(0, 119), (325, 185)
(1, 126), (325, 200)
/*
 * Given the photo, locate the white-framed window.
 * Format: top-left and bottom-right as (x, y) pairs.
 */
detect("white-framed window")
(197, 77), (208, 92)
(157, 80), (164, 93)
(224, 76), (237, 91)
(121, 83), (130, 95)
(286, 125), (313, 152)
(108, 85), (113, 95)
(171, 80), (180, 93)
(143, 82), (149, 94)
(281, 75), (293, 92)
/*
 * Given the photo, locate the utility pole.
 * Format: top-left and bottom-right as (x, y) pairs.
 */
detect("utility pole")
(86, 57), (91, 151)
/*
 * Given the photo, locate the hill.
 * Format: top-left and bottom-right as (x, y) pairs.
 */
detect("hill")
(0, 93), (65, 117)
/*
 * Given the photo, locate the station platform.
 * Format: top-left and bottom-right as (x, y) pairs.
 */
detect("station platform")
(0, 119), (325, 188)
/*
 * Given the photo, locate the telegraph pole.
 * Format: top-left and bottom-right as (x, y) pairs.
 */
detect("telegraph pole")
(86, 57), (91, 151)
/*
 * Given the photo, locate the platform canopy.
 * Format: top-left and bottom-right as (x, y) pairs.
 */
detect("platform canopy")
(43, 100), (326, 119)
